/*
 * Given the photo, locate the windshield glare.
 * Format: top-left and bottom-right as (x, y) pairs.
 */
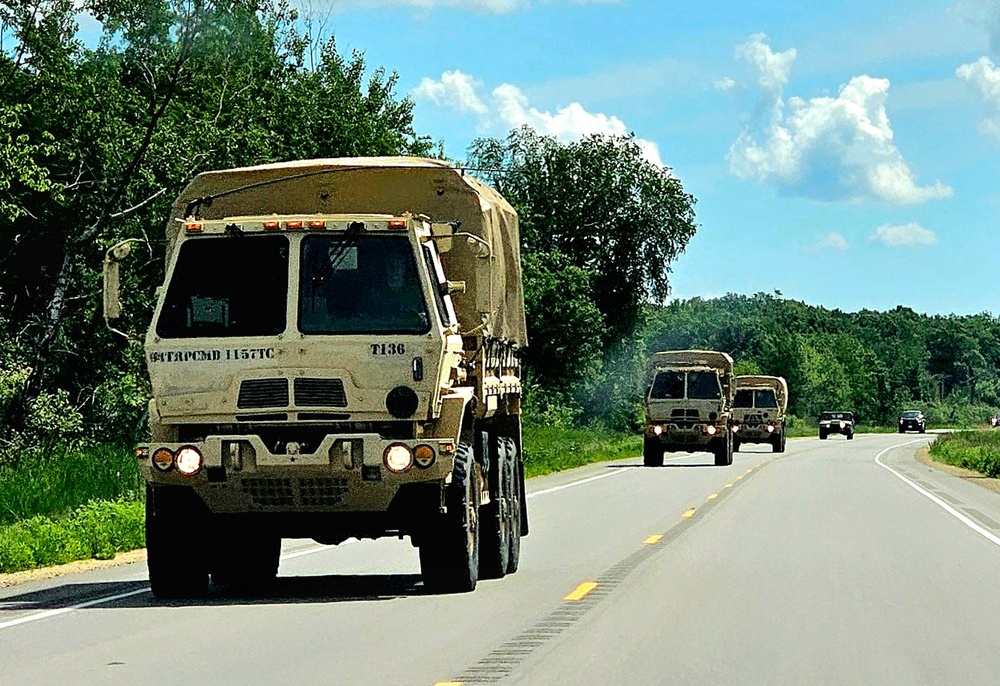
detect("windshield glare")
(156, 235), (289, 339)
(754, 390), (778, 408)
(687, 371), (722, 400)
(650, 371), (685, 400)
(299, 235), (431, 335)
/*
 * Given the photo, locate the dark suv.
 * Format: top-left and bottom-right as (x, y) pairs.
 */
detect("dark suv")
(819, 411), (854, 440)
(898, 410), (926, 434)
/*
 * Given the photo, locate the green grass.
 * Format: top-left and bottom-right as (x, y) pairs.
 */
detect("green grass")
(0, 499), (145, 574)
(929, 431), (1000, 478)
(0, 444), (143, 526)
(522, 425), (641, 478)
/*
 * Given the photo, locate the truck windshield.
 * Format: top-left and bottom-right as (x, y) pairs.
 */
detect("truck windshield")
(688, 371), (722, 400)
(734, 390), (754, 407)
(299, 235), (431, 335)
(650, 371), (685, 399)
(754, 390), (778, 408)
(156, 235), (289, 339)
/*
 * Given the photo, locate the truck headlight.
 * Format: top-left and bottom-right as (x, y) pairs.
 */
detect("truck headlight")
(705, 425), (718, 436)
(383, 444), (414, 473)
(414, 444), (436, 469)
(152, 447), (174, 472)
(175, 446), (203, 476)
(839, 421), (846, 429)
(653, 425), (663, 436)
(732, 424), (741, 433)
(767, 424), (775, 433)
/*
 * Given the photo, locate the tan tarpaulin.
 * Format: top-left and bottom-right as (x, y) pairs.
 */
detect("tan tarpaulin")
(735, 375), (789, 410)
(168, 157), (527, 346)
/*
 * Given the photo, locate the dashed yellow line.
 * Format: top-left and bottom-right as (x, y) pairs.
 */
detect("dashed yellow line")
(736, 475), (744, 481)
(564, 582), (599, 601)
(434, 683), (463, 686)
(682, 508), (697, 518)
(724, 483), (734, 488)
(643, 534), (664, 545)
(707, 493), (719, 500)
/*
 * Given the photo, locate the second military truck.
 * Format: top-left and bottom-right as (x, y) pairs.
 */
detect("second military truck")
(643, 350), (735, 467)
(731, 375), (788, 453)
(105, 157), (528, 598)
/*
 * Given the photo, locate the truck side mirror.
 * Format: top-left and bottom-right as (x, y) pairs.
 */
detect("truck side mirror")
(103, 240), (135, 322)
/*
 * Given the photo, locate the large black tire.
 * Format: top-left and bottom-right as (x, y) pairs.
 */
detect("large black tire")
(847, 431), (855, 440)
(211, 528), (281, 588)
(919, 426), (926, 434)
(420, 443), (480, 593)
(504, 438), (522, 575)
(771, 430), (786, 453)
(480, 436), (512, 580)
(899, 427), (905, 433)
(146, 485), (210, 600)
(643, 436), (664, 467)
(819, 430), (828, 440)
(733, 437), (741, 453)
(714, 432), (733, 467)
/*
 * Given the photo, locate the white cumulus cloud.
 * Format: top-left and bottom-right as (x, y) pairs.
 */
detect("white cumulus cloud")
(870, 222), (938, 247)
(957, 56), (1000, 139)
(414, 70), (664, 166)
(714, 76), (738, 93)
(810, 231), (850, 252)
(727, 34), (952, 205)
(414, 70), (488, 115)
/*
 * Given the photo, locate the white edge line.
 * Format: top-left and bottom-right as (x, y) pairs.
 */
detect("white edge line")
(4, 457), (650, 630)
(874, 438), (1000, 548)
(0, 539), (358, 631)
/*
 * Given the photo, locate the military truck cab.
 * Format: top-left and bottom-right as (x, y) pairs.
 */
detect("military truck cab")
(106, 158), (528, 598)
(643, 351), (735, 467)
(731, 375), (788, 453)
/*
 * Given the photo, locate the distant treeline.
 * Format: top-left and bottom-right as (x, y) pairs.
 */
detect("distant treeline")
(643, 294), (1000, 426)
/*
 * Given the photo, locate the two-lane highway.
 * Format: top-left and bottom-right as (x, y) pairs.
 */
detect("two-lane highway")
(5, 434), (1000, 685)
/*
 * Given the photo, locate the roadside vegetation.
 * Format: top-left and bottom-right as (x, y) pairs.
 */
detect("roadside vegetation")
(929, 431), (1000, 478)
(1, 1), (996, 573)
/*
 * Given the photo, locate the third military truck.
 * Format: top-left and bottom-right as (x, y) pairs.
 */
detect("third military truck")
(731, 375), (788, 453)
(104, 157), (528, 598)
(643, 350), (735, 467)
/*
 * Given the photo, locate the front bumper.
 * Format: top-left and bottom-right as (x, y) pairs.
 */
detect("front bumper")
(645, 423), (722, 448)
(899, 421), (924, 431)
(820, 423), (851, 434)
(139, 432), (454, 514)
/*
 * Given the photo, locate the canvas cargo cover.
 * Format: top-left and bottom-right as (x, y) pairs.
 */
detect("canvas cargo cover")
(168, 157), (527, 346)
(735, 375), (789, 410)
(646, 350), (734, 378)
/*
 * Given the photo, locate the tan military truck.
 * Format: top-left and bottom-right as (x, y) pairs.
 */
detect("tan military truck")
(104, 157), (528, 598)
(731, 375), (788, 453)
(643, 350), (735, 467)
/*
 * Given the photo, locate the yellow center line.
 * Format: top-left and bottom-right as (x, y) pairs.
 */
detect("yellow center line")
(643, 534), (664, 545)
(564, 582), (599, 601)
(707, 493), (719, 500)
(434, 682), (463, 686)
(745, 468), (753, 473)
(682, 508), (697, 518)
(724, 483), (734, 488)
(736, 475), (744, 481)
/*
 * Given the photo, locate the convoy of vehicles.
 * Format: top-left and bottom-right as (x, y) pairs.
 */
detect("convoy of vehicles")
(642, 350), (735, 467)
(731, 375), (788, 453)
(104, 157), (529, 598)
(898, 410), (926, 434)
(819, 412), (855, 440)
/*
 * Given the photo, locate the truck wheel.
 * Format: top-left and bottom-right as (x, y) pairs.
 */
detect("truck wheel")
(779, 431), (787, 453)
(733, 437), (741, 453)
(643, 436), (664, 467)
(504, 438), (522, 575)
(420, 443), (480, 593)
(146, 485), (209, 600)
(714, 434), (733, 467)
(847, 431), (854, 440)
(919, 426), (926, 434)
(211, 529), (281, 587)
(771, 431), (783, 453)
(899, 427), (905, 433)
(480, 437), (511, 580)
(819, 430), (827, 440)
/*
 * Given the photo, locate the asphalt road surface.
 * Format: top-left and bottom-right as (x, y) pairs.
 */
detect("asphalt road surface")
(5, 433), (1000, 685)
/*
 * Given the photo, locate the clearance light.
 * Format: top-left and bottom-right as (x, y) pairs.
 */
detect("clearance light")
(388, 219), (407, 230)
(284, 220), (303, 230)
(263, 221), (280, 231)
(152, 448), (174, 472)
(184, 223), (203, 234)
(705, 425), (718, 436)
(414, 444), (436, 469)
(175, 446), (203, 476)
(383, 444), (414, 473)
(440, 442), (456, 455)
(136, 446), (150, 460)
(652, 425), (663, 436)
(307, 220), (327, 230)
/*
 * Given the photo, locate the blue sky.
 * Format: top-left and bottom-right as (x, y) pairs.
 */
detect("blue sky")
(79, 0), (999, 315)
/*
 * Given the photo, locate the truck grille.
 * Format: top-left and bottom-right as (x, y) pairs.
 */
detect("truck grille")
(241, 477), (349, 509)
(671, 409), (699, 419)
(294, 378), (348, 407)
(237, 379), (289, 409)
